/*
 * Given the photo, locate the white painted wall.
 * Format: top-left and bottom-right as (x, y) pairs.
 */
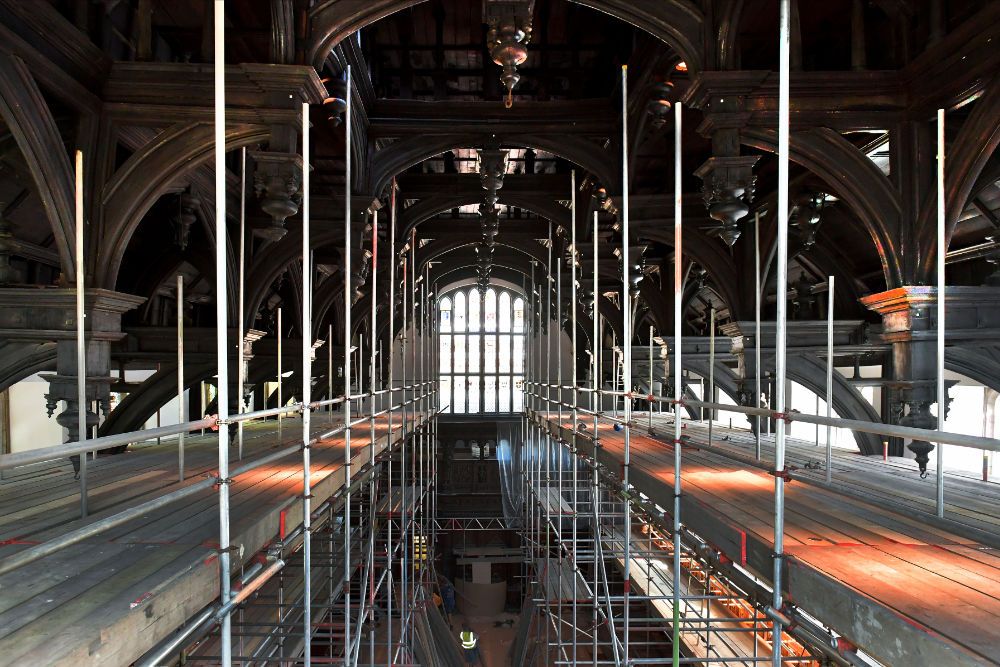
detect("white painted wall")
(6, 374), (65, 453)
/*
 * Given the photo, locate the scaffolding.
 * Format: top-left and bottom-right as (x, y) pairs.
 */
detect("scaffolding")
(1, 2), (997, 667)
(0, 9), (443, 666)
(515, 5), (1000, 664)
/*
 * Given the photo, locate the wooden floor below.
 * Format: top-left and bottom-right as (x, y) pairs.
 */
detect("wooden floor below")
(535, 410), (1000, 667)
(0, 411), (423, 667)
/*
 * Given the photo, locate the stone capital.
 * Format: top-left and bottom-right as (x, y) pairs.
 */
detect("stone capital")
(860, 285), (1000, 344)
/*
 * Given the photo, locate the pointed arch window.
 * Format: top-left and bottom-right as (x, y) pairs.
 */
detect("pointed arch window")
(439, 286), (526, 414)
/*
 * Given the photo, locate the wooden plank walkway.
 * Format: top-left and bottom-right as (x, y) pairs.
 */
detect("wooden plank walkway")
(0, 411), (425, 667)
(535, 410), (1000, 667)
(645, 413), (1000, 541)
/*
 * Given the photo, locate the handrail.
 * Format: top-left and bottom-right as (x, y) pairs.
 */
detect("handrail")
(0, 397), (435, 577)
(0, 417), (217, 470)
(527, 386), (1000, 454)
(228, 403), (306, 423)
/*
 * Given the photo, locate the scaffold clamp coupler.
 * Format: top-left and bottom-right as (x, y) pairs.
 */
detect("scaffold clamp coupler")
(212, 475), (233, 487)
(780, 604), (799, 631)
(768, 466), (796, 481)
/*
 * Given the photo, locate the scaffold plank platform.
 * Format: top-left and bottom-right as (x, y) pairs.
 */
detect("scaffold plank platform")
(0, 412), (425, 667)
(533, 410), (1000, 667)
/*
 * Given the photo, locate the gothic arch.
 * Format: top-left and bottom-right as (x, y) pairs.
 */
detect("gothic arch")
(307, 0), (704, 75)
(370, 133), (617, 197)
(916, 74), (1000, 281)
(98, 123), (269, 289)
(401, 194), (571, 236)
(741, 127), (904, 288)
(0, 54), (75, 276)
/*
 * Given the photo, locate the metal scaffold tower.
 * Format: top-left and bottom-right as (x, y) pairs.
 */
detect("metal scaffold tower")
(2, 3), (998, 667)
(0, 4), (444, 664)
(513, 7), (991, 662)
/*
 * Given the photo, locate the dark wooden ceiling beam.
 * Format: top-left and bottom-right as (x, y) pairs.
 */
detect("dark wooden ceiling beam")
(971, 197), (1000, 230)
(420, 218), (547, 236)
(397, 172), (570, 199)
(101, 62), (327, 126)
(368, 98), (613, 137)
(902, 1), (1000, 113)
(685, 70), (905, 131)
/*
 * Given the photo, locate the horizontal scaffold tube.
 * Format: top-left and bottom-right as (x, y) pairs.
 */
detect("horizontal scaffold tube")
(531, 388), (1000, 454)
(0, 396), (436, 578)
(678, 396), (1000, 453)
(0, 416), (218, 470)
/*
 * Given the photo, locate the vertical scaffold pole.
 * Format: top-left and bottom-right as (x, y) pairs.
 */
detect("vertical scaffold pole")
(237, 147), (246, 460)
(178, 275), (185, 481)
(342, 63), (353, 664)
(334, 324), (335, 424)
(709, 308), (715, 445)
(409, 231), (417, 622)
(212, 2), (232, 662)
(649, 326), (654, 432)
(430, 275), (438, 581)
(754, 212), (762, 460)
(529, 261), (536, 568)
(278, 308), (283, 434)
(400, 229), (408, 661)
(74, 149), (87, 518)
(591, 209), (600, 667)
(363, 206), (378, 667)
(555, 222), (564, 660)
(612, 329), (618, 418)
(936, 107), (946, 518)
(772, 1), (791, 662)
(547, 221), (553, 419)
(825, 275), (835, 483)
(419, 267), (428, 597)
(387, 178), (397, 666)
(671, 99), (684, 667)
(544, 219), (553, 664)
(569, 169), (579, 664)
(300, 100), (313, 667)
(620, 64), (633, 666)
(557, 235), (564, 435)
(424, 268), (431, 558)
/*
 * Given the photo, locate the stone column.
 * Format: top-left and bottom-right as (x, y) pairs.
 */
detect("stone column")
(0, 289), (144, 470)
(240, 329), (267, 411)
(862, 286), (1000, 473)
